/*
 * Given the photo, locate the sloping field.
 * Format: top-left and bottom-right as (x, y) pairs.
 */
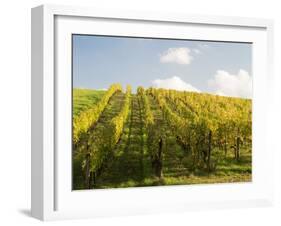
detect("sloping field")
(73, 86), (252, 190)
(73, 89), (106, 117)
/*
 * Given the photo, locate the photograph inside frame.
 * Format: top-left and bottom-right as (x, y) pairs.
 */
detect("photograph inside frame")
(72, 34), (252, 190)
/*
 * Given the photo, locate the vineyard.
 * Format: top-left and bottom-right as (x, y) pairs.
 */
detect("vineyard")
(73, 84), (252, 189)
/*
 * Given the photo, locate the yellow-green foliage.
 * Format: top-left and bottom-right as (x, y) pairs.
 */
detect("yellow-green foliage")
(137, 86), (154, 127)
(109, 85), (131, 146)
(155, 90), (187, 133)
(149, 88), (252, 163)
(73, 85), (252, 189)
(73, 84), (122, 144)
(79, 86), (131, 174)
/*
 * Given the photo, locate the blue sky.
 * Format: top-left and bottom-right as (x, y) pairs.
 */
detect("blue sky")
(73, 35), (252, 98)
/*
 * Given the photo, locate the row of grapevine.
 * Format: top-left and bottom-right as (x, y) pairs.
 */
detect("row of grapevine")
(137, 87), (154, 127)
(137, 87), (161, 176)
(73, 85), (251, 188)
(178, 91), (252, 160)
(73, 83), (122, 144)
(147, 88), (251, 172)
(148, 88), (196, 152)
(109, 85), (132, 147)
(82, 85), (132, 187)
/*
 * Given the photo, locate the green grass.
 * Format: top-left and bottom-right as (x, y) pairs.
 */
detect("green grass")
(73, 88), (106, 117)
(73, 90), (252, 190)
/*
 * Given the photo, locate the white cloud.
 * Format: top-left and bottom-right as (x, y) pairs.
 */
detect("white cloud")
(160, 47), (193, 65)
(208, 69), (252, 98)
(152, 76), (200, 92)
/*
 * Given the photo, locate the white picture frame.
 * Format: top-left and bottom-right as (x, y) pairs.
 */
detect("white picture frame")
(31, 4), (274, 221)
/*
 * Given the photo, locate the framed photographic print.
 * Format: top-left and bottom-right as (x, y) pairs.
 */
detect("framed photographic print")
(31, 4), (274, 221)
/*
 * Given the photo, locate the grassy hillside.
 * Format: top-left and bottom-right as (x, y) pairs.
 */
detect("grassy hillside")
(73, 89), (106, 117)
(73, 87), (252, 190)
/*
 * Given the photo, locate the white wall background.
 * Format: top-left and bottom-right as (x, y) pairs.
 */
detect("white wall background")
(0, 0), (280, 225)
